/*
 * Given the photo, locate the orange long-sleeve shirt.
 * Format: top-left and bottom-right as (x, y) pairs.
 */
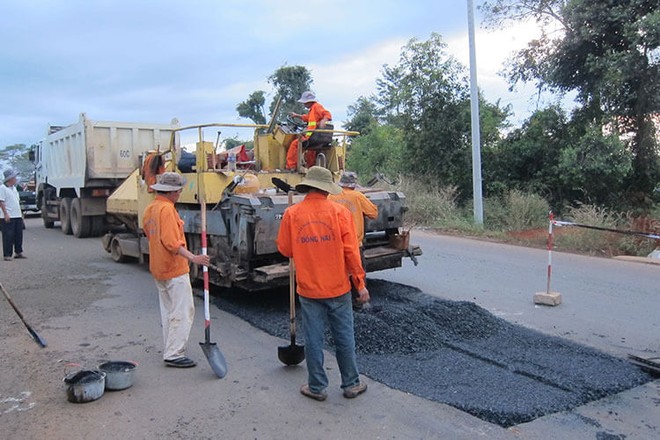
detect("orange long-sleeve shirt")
(277, 192), (366, 299)
(329, 188), (378, 244)
(143, 196), (189, 281)
(301, 102), (332, 136)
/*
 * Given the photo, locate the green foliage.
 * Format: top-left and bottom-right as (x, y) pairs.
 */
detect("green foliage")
(0, 144), (34, 180)
(346, 124), (404, 179)
(483, 190), (550, 231)
(558, 124), (632, 206)
(484, 106), (568, 202)
(481, 0), (660, 198)
(236, 65), (313, 124)
(555, 203), (629, 255)
(224, 138), (254, 150)
(362, 33), (509, 197)
(486, 105), (637, 210)
(344, 96), (379, 136)
(268, 65), (313, 119)
(236, 91), (267, 125)
(396, 177), (472, 229)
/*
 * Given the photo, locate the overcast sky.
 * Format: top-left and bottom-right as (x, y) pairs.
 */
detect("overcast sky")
(1, 0), (553, 147)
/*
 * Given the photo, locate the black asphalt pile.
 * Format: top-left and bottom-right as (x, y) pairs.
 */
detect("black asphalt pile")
(212, 279), (651, 427)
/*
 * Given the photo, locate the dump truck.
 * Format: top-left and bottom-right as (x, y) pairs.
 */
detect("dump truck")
(103, 110), (421, 290)
(32, 113), (178, 237)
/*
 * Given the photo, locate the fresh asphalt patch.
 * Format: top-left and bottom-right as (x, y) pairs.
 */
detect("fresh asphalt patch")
(212, 279), (651, 427)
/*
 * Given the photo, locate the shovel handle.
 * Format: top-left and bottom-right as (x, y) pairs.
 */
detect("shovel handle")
(287, 192), (297, 336)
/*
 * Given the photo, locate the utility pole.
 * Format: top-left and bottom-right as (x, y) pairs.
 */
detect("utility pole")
(467, 0), (484, 225)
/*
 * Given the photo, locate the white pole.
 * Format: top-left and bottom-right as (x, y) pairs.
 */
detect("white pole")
(467, 0), (484, 225)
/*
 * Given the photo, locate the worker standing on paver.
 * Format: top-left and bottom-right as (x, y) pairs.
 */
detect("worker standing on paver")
(277, 166), (369, 401)
(0, 169), (26, 261)
(286, 91), (332, 170)
(143, 172), (210, 368)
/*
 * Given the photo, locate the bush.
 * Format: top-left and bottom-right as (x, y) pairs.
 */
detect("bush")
(555, 203), (657, 256)
(397, 177), (469, 228)
(484, 191), (550, 231)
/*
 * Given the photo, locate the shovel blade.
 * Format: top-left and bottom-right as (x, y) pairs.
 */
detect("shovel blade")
(28, 327), (48, 348)
(200, 342), (227, 378)
(278, 344), (305, 366)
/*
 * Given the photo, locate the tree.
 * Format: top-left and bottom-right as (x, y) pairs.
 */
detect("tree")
(268, 65), (313, 118)
(237, 65), (313, 124)
(485, 106), (571, 203)
(346, 125), (405, 179)
(373, 33), (509, 195)
(236, 91), (267, 125)
(0, 144), (34, 182)
(481, 0), (660, 199)
(344, 96), (379, 136)
(558, 124), (632, 207)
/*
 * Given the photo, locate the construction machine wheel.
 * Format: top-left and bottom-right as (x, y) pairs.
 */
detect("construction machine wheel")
(70, 198), (92, 238)
(59, 198), (73, 235)
(110, 237), (128, 263)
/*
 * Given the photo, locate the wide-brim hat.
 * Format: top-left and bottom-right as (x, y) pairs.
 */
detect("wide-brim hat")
(297, 90), (317, 104)
(295, 166), (341, 195)
(3, 169), (18, 183)
(150, 172), (187, 192)
(338, 171), (358, 188)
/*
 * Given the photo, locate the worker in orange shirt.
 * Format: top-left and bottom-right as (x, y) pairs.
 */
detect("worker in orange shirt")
(143, 172), (210, 369)
(277, 166), (369, 401)
(329, 171), (378, 308)
(286, 91), (332, 170)
(329, 171), (378, 246)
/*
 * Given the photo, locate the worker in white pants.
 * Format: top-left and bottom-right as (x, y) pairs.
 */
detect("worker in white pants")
(143, 172), (209, 368)
(156, 274), (195, 361)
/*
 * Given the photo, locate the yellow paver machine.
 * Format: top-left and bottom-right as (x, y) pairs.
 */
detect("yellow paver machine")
(103, 107), (421, 290)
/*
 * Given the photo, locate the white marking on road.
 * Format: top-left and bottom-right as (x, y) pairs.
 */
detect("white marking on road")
(1, 391), (36, 414)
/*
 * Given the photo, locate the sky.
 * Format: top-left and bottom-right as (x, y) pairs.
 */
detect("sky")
(0, 0), (557, 147)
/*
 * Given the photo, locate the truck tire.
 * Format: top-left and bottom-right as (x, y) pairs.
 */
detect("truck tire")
(60, 198), (73, 235)
(41, 199), (54, 229)
(70, 198), (92, 238)
(91, 216), (105, 237)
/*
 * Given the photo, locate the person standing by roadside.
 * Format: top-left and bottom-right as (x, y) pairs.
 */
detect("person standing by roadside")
(277, 166), (369, 401)
(143, 172), (209, 368)
(0, 169), (25, 261)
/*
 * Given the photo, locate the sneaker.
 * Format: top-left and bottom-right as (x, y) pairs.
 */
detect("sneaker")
(3, 257), (11, 261)
(343, 382), (367, 399)
(14, 254), (26, 259)
(300, 384), (327, 401)
(164, 357), (197, 368)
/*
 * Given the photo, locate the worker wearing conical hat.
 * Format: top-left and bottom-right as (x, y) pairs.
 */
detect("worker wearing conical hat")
(277, 166), (369, 402)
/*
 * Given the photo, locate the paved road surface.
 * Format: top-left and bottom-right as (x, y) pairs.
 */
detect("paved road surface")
(0, 219), (657, 439)
(377, 230), (659, 358)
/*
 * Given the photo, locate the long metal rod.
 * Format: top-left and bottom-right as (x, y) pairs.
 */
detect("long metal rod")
(468, 0), (484, 225)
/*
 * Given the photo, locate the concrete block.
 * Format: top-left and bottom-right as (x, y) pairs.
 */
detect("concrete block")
(534, 291), (562, 306)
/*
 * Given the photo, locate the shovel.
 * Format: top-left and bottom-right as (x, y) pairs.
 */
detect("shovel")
(0, 283), (47, 348)
(198, 201), (227, 378)
(278, 191), (305, 366)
